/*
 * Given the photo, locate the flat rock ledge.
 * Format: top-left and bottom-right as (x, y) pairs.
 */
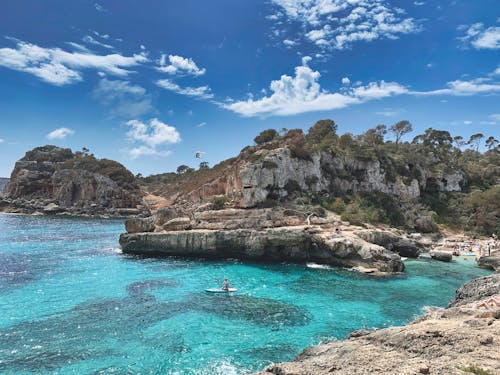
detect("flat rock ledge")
(251, 273), (500, 375)
(119, 226), (404, 273)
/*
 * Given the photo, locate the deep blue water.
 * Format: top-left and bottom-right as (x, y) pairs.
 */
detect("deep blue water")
(0, 214), (491, 374)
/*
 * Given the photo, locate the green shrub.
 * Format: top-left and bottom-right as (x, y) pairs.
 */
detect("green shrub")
(289, 138), (313, 161)
(254, 129), (279, 145)
(211, 195), (229, 210)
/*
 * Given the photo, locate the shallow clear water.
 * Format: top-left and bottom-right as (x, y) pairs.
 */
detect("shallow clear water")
(0, 214), (491, 374)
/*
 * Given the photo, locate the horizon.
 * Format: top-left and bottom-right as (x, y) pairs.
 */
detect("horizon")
(0, 0), (499, 177)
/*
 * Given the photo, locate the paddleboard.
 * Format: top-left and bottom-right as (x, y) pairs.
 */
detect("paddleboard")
(205, 288), (237, 293)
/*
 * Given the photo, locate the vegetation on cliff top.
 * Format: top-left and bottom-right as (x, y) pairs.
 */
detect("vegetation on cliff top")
(20, 145), (138, 190)
(140, 120), (499, 236)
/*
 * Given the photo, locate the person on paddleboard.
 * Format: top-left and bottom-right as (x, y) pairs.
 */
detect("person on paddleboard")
(222, 278), (230, 291)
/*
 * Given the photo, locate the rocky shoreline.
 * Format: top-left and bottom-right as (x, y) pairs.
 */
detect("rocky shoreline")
(119, 206), (428, 273)
(0, 197), (146, 218)
(251, 272), (500, 375)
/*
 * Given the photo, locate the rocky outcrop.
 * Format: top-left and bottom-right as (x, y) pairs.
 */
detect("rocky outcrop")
(153, 145), (465, 210)
(252, 274), (500, 375)
(2, 145), (145, 217)
(477, 252), (500, 272)
(449, 273), (500, 307)
(355, 230), (422, 258)
(237, 148), (425, 208)
(120, 226), (404, 273)
(121, 207), (412, 273)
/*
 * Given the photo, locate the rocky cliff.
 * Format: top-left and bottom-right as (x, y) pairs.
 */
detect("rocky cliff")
(143, 140), (464, 211)
(252, 273), (500, 375)
(2, 145), (145, 216)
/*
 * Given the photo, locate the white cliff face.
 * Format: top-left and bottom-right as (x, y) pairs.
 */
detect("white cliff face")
(237, 148), (432, 207)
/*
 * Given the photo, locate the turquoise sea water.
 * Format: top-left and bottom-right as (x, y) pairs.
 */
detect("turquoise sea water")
(0, 214), (492, 374)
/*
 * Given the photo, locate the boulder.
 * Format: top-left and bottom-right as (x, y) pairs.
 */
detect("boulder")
(477, 252), (500, 272)
(355, 230), (421, 258)
(430, 250), (452, 262)
(43, 202), (61, 213)
(162, 217), (192, 231)
(153, 207), (180, 226)
(125, 217), (155, 233)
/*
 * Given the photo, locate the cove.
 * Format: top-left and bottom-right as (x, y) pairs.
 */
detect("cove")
(0, 214), (491, 374)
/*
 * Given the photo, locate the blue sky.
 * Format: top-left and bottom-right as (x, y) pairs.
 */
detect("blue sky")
(0, 0), (498, 177)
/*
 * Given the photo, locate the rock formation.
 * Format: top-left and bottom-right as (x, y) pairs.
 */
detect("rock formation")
(2, 145), (145, 216)
(120, 207), (405, 273)
(144, 143), (465, 211)
(478, 252), (500, 272)
(252, 273), (500, 375)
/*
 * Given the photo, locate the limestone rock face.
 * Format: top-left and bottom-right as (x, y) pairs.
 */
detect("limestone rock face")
(5, 145), (143, 215)
(119, 226), (404, 273)
(236, 148), (428, 208)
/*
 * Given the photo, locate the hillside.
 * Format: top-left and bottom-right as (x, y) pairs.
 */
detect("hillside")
(2, 145), (145, 216)
(140, 120), (500, 236)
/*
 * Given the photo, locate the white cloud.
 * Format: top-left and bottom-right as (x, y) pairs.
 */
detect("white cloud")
(283, 39), (297, 47)
(223, 58), (500, 118)
(375, 108), (401, 117)
(270, 0), (421, 51)
(47, 127), (75, 140)
(82, 35), (114, 50)
(463, 120), (472, 125)
(93, 78), (153, 117)
(341, 77), (350, 85)
(414, 1), (425, 5)
(0, 138), (4, 143)
(0, 38), (148, 86)
(197, 122), (207, 127)
(156, 79), (213, 99)
(223, 57), (406, 117)
(459, 23), (500, 50)
(125, 118), (180, 159)
(414, 76), (500, 96)
(129, 146), (172, 159)
(426, 63), (433, 68)
(490, 114), (500, 121)
(157, 54), (205, 76)
(94, 3), (107, 13)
